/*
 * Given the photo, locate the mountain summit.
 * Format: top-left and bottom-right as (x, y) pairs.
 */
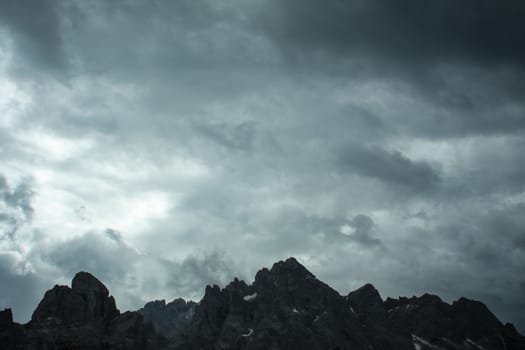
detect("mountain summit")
(1, 258), (524, 350)
(32, 271), (119, 326)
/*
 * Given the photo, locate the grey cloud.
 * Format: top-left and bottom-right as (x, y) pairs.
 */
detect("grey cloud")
(347, 214), (381, 247)
(195, 121), (258, 151)
(259, 209), (343, 252)
(32, 229), (243, 312)
(251, 0), (525, 141)
(60, 0), (262, 76)
(0, 254), (47, 322)
(0, 214), (17, 232)
(261, 210), (382, 249)
(256, 0), (525, 67)
(0, 178), (34, 220)
(0, 175), (34, 239)
(38, 230), (139, 289)
(104, 228), (123, 243)
(339, 146), (441, 193)
(167, 251), (243, 298)
(387, 204), (525, 332)
(0, 0), (66, 74)
(437, 137), (525, 198)
(311, 201), (525, 331)
(405, 74), (525, 139)
(30, 229), (147, 312)
(480, 204), (525, 251)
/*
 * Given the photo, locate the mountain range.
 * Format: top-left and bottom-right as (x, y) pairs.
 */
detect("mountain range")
(1, 257), (523, 349)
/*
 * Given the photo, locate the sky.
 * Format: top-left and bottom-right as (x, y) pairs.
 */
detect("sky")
(1, 0), (525, 333)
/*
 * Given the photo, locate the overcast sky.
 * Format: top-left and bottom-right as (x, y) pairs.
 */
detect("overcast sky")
(1, 0), (524, 333)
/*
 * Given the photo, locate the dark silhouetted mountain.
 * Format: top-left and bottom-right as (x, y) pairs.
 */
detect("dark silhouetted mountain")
(31, 271), (119, 327)
(1, 258), (524, 350)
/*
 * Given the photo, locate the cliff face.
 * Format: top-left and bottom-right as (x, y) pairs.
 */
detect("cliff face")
(1, 259), (524, 350)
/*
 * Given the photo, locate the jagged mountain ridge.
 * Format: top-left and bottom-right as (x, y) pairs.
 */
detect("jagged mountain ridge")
(1, 257), (524, 350)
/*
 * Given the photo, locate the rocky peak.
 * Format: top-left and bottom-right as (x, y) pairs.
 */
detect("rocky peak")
(252, 258), (333, 304)
(254, 257), (321, 300)
(253, 267), (272, 286)
(348, 283), (386, 320)
(419, 293), (444, 304)
(348, 284), (382, 305)
(270, 257), (316, 279)
(224, 277), (249, 292)
(451, 297), (502, 335)
(204, 284), (222, 298)
(72, 271), (109, 296)
(31, 272), (119, 326)
(143, 299), (167, 309)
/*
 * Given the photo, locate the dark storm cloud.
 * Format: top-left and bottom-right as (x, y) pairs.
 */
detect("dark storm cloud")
(257, 0), (525, 66)
(0, 0), (66, 73)
(339, 146), (441, 193)
(397, 69), (525, 139)
(254, 0), (525, 141)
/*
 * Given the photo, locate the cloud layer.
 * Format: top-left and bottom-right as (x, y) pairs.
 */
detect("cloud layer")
(1, 0), (524, 333)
